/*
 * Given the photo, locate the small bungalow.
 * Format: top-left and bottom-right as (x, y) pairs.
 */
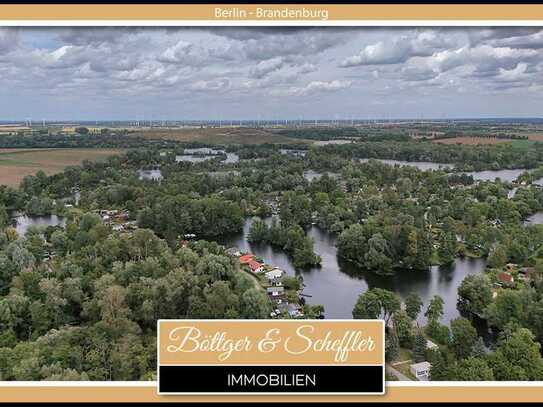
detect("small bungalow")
(248, 260), (264, 273)
(287, 303), (303, 318)
(497, 271), (514, 286)
(267, 286), (285, 299)
(225, 247), (241, 257)
(410, 361), (431, 381)
(239, 254), (255, 264)
(265, 268), (285, 285)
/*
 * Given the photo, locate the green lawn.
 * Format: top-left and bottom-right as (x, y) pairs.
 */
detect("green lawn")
(510, 139), (537, 151)
(395, 362), (418, 381)
(391, 347), (413, 364)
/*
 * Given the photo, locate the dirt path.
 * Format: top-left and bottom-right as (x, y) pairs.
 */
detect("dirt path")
(386, 364), (413, 381)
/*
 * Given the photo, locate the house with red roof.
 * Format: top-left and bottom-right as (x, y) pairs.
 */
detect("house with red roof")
(498, 271), (514, 286)
(239, 254), (254, 264)
(248, 260), (264, 273)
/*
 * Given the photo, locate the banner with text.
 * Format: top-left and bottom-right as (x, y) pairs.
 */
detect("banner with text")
(158, 319), (385, 395)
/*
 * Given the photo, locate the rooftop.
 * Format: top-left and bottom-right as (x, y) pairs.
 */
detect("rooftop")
(410, 361), (431, 371)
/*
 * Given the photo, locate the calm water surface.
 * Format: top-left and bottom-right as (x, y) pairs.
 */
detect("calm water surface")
(13, 215), (65, 236)
(525, 212), (543, 226)
(466, 169), (526, 182)
(359, 158), (455, 171)
(357, 158), (531, 182)
(176, 148), (239, 163)
(220, 217), (486, 324)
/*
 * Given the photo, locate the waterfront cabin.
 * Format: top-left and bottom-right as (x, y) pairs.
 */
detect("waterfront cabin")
(497, 271), (514, 286)
(287, 303), (303, 318)
(265, 268), (285, 285)
(267, 286), (285, 300)
(248, 260), (264, 273)
(239, 254), (255, 265)
(225, 247), (241, 257)
(410, 361), (431, 381)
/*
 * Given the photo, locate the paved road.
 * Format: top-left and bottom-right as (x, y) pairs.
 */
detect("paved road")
(386, 364), (412, 381)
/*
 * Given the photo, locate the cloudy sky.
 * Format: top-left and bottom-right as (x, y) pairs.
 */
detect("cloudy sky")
(1, 26), (543, 120)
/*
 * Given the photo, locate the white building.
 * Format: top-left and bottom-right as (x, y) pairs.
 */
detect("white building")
(410, 361), (431, 381)
(265, 268), (285, 285)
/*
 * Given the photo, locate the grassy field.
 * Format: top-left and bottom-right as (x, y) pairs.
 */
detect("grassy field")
(130, 127), (313, 145)
(0, 148), (124, 187)
(433, 136), (511, 145)
(510, 139), (537, 151)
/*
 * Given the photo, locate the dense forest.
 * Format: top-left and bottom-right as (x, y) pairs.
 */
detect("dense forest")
(2, 130), (543, 380)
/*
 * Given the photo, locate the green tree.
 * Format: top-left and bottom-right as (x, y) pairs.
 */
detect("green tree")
(425, 296), (444, 324)
(247, 218), (269, 243)
(487, 245), (508, 269)
(352, 288), (401, 326)
(491, 328), (543, 380)
(405, 292), (423, 320)
(413, 330), (428, 363)
(0, 206), (8, 229)
(279, 191), (312, 227)
(485, 289), (525, 330)
(240, 288), (271, 319)
(457, 274), (493, 317)
(393, 310), (415, 347)
(472, 337), (487, 358)
(364, 233), (393, 274)
(450, 318), (478, 359)
(449, 357), (494, 381)
(428, 348), (452, 381)
(386, 327), (400, 362)
(438, 232), (457, 265)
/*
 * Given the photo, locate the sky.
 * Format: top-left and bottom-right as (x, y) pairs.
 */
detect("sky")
(1, 26), (543, 120)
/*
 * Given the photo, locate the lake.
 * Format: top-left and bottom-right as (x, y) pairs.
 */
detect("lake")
(357, 158), (535, 183)
(176, 148), (239, 164)
(359, 158), (455, 171)
(525, 212), (543, 226)
(13, 214), (66, 236)
(466, 169), (526, 183)
(220, 217), (486, 324)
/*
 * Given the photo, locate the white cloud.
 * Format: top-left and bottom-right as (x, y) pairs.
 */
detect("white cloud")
(279, 80), (352, 96)
(497, 62), (529, 82)
(340, 31), (453, 67)
(0, 27), (542, 119)
(249, 57), (284, 78)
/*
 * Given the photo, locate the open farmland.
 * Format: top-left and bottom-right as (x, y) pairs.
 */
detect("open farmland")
(433, 136), (513, 145)
(0, 148), (124, 187)
(130, 127), (313, 145)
